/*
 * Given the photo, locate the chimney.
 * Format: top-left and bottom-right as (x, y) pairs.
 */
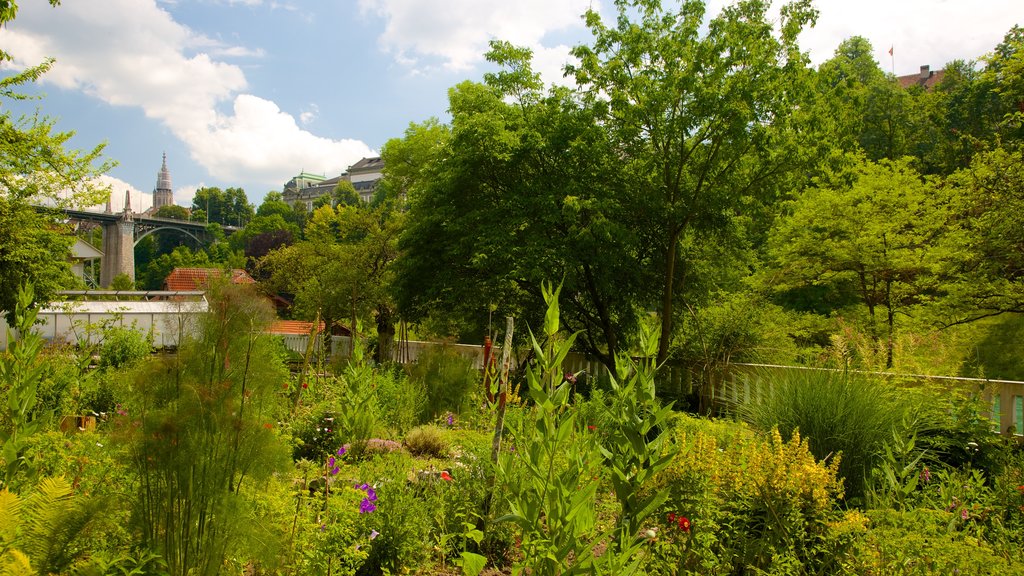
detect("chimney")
(920, 65), (930, 80)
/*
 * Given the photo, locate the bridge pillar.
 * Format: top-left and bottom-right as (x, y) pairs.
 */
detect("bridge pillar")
(100, 192), (136, 287)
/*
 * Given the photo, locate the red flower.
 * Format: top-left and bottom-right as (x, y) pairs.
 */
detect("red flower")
(667, 512), (676, 523)
(587, 425), (596, 431)
(440, 470), (452, 482)
(302, 382), (308, 389)
(678, 516), (691, 532)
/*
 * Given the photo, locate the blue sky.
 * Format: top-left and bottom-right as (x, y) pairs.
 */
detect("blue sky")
(0, 0), (1019, 211)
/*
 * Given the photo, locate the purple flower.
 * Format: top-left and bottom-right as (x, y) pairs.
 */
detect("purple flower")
(920, 466), (931, 484)
(337, 446), (347, 456)
(446, 413), (454, 426)
(330, 466), (339, 475)
(564, 372), (577, 384)
(328, 456), (336, 467)
(359, 498), (377, 514)
(961, 508), (969, 520)
(369, 529), (379, 540)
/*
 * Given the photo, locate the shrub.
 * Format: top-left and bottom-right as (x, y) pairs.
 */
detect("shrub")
(649, 426), (846, 575)
(353, 455), (433, 575)
(405, 425), (449, 458)
(374, 366), (425, 435)
(406, 346), (479, 423)
(739, 367), (906, 501)
(98, 325), (151, 369)
(844, 508), (1024, 575)
(127, 282), (293, 576)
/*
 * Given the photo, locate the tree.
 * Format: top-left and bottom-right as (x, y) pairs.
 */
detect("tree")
(766, 156), (952, 368)
(190, 186), (253, 227)
(0, 1), (113, 317)
(153, 204), (190, 220)
(943, 143), (1024, 323)
(568, 0), (818, 363)
(392, 53), (648, 369)
(333, 180), (360, 207)
(263, 201), (402, 363)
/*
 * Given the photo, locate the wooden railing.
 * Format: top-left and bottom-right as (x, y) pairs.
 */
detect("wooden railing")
(706, 363), (1024, 438)
(286, 334), (1024, 439)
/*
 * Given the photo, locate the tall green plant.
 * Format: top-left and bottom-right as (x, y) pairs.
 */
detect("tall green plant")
(599, 321), (675, 565)
(0, 284), (47, 491)
(740, 368), (905, 500)
(495, 282), (602, 575)
(130, 282), (290, 575)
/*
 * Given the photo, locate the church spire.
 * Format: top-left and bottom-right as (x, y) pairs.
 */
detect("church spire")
(153, 152), (173, 210)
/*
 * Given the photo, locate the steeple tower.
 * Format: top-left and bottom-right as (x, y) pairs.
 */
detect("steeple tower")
(153, 152), (173, 210)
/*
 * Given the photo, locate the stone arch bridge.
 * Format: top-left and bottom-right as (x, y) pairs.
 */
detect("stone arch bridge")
(63, 199), (238, 287)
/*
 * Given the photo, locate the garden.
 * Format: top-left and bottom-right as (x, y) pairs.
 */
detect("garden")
(1, 281), (1022, 576)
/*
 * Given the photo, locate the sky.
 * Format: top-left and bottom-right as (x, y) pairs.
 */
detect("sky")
(0, 0), (1019, 212)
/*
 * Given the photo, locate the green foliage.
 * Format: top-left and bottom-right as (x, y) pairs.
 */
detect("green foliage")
(570, 0), (818, 363)
(354, 455), (432, 575)
(0, 285), (48, 491)
(0, 201), (75, 322)
(650, 426), (846, 575)
(406, 346), (478, 423)
(496, 283), (604, 575)
(108, 274), (134, 291)
(740, 367), (905, 501)
(845, 508), (1024, 575)
(189, 187), (253, 228)
(599, 321), (675, 560)
(404, 425), (449, 459)
(767, 156), (952, 368)
(372, 367), (424, 436)
(127, 282), (292, 576)
(0, 476), (112, 576)
(98, 326), (151, 370)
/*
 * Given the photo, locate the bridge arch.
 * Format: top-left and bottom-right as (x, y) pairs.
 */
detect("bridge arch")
(134, 226), (204, 247)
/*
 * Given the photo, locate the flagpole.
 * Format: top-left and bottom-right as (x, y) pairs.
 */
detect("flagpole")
(889, 45), (895, 75)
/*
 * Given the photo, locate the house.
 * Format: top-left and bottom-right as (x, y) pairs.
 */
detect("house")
(70, 238), (103, 288)
(164, 267), (256, 291)
(897, 65), (945, 90)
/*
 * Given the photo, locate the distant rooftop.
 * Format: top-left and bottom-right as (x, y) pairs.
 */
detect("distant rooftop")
(897, 65), (944, 90)
(164, 267), (255, 291)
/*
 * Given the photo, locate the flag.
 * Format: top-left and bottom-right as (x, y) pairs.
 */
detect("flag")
(888, 46), (894, 56)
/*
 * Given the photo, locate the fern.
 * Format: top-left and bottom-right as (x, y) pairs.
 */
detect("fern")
(0, 478), (108, 575)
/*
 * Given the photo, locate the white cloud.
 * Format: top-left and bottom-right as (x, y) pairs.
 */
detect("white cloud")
(90, 175), (151, 213)
(358, 0), (598, 74)
(797, 0), (1018, 75)
(0, 0), (372, 189)
(699, 0), (1018, 76)
(300, 103), (320, 126)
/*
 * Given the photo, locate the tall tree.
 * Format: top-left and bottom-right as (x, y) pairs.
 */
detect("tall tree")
(392, 47), (648, 369)
(766, 156), (951, 368)
(0, 0), (113, 317)
(943, 143), (1024, 323)
(569, 0), (818, 363)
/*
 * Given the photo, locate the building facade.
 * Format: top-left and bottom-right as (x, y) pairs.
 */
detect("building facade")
(282, 157), (384, 211)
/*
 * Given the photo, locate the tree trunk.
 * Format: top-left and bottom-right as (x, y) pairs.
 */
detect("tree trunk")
(375, 304), (395, 365)
(657, 228), (682, 365)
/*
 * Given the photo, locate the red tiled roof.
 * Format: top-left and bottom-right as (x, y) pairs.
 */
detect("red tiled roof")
(267, 320), (325, 335)
(164, 267), (256, 291)
(897, 67), (945, 90)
